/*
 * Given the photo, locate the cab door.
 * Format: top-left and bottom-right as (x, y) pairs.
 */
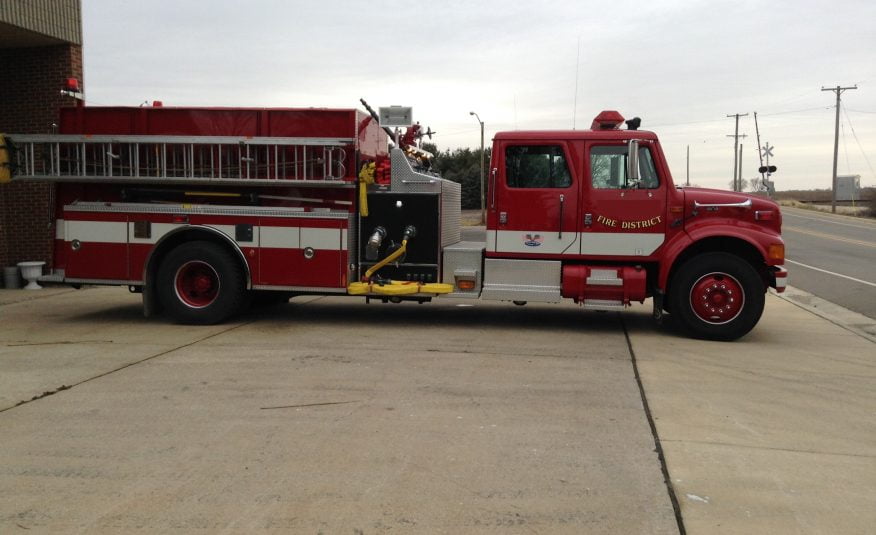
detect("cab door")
(488, 141), (579, 257)
(581, 141), (667, 257)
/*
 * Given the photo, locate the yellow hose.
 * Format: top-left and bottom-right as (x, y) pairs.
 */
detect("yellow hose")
(358, 161), (375, 217)
(364, 239), (407, 280)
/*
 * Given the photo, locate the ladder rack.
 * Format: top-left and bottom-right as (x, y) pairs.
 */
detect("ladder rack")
(7, 134), (356, 187)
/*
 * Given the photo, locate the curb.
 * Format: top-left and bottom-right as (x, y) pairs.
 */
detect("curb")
(773, 286), (876, 344)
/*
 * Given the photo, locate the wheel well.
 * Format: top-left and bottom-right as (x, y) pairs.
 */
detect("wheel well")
(142, 227), (251, 316)
(664, 236), (766, 310)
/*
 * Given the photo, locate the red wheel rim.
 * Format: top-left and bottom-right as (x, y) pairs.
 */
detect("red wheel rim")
(689, 272), (745, 325)
(174, 261), (220, 308)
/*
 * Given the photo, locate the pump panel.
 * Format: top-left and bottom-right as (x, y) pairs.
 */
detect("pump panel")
(359, 192), (440, 283)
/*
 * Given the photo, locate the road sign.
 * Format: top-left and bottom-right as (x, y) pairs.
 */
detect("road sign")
(761, 143), (774, 159)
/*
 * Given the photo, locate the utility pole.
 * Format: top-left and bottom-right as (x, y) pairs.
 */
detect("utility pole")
(739, 143), (744, 191)
(727, 113), (748, 191)
(753, 111), (765, 187)
(821, 85), (857, 213)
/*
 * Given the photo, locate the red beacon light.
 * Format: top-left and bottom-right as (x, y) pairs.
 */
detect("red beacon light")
(591, 110), (625, 130)
(61, 78), (83, 104)
(64, 78), (81, 92)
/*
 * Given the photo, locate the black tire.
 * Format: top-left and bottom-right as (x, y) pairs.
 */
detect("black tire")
(156, 241), (247, 325)
(668, 252), (765, 341)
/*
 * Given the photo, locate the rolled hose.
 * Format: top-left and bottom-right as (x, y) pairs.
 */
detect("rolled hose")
(349, 238), (452, 295)
(347, 281), (453, 296)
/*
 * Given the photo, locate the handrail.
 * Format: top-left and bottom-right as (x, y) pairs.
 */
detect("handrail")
(693, 198), (752, 209)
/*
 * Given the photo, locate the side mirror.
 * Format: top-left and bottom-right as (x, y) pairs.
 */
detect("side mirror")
(626, 140), (640, 183)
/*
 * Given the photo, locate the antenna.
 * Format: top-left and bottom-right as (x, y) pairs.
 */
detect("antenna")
(514, 93), (518, 130)
(573, 36), (580, 129)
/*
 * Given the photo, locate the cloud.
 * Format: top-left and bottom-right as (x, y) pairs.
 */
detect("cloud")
(83, 0), (876, 189)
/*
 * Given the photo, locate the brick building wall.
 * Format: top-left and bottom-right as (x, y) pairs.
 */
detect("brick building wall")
(0, 43), (82, 268)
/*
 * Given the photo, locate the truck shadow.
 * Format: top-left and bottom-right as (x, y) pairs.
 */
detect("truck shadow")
(244, 298), (661, 336)
(65, 294), (679, 338)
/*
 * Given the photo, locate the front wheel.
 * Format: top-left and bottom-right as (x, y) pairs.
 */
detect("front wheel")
(668, 252), (765, 341)
(157, 241), (246, 325)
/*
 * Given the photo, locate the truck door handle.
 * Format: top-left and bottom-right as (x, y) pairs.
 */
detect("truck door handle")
(558, 194), (564, 239)
(489, 168), (497, 208)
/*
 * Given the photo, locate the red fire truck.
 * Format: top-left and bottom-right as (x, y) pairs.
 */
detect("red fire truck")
(0, 104), (786, 340)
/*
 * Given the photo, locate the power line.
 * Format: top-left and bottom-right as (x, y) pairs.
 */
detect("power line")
(842, 105), (876, 182)
(841, 118), (851, 175)
(650, 106), (831, 130)
(758, 106), (833, 117)
(649, 117), (727, 128)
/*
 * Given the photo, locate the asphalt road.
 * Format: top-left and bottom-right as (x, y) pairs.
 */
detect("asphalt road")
(781, 206), (876, 319)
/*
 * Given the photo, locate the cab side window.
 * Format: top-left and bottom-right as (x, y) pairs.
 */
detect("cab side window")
(505, 145), (571, 188)
(590, 145), (659, 189)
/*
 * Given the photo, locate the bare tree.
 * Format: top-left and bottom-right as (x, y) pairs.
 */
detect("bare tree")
(747, 178), (765, 192)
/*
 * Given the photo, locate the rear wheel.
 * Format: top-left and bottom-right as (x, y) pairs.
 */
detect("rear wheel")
(157, 241), (246, 324)
(668, 252), (765, 341)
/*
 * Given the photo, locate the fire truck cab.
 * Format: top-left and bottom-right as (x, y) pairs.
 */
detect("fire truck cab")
(0, 105), (787, 341)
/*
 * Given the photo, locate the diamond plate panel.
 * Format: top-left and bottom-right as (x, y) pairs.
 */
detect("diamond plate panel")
(390, 149), (442, 193)
(481, 258), (562, 303)
(441, 179), (461, 247)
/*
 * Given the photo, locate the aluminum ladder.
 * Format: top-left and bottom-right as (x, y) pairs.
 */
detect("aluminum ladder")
(6, 134), (353, 186)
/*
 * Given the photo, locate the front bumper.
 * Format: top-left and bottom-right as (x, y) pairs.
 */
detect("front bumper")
(768, 265), (788, 293)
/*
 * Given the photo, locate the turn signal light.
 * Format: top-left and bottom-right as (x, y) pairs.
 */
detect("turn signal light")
(456, 279), (475, 290)
(755, 210), (775, 221)
(768, 243), (784, 262)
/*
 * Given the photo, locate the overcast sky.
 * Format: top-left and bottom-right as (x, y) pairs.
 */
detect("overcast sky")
(82, 0), (876, 190)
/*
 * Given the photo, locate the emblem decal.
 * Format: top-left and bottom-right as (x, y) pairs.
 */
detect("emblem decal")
(523, 233), (543, 247)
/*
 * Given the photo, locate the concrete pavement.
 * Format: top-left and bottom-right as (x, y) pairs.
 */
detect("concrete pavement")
(626, 292), (876, 534)
(0, 287), (676, 533)
(0, 285), (874, 533)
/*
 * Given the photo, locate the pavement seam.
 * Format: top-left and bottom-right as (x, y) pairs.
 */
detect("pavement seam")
(0, 288), (78, 307)
(621, 314), (686, 535)
(0, 320), (254, 414)
(660, 438), (876, 459)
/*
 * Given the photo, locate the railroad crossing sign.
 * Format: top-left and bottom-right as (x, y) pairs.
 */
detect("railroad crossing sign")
(759, 142), (776, 175)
